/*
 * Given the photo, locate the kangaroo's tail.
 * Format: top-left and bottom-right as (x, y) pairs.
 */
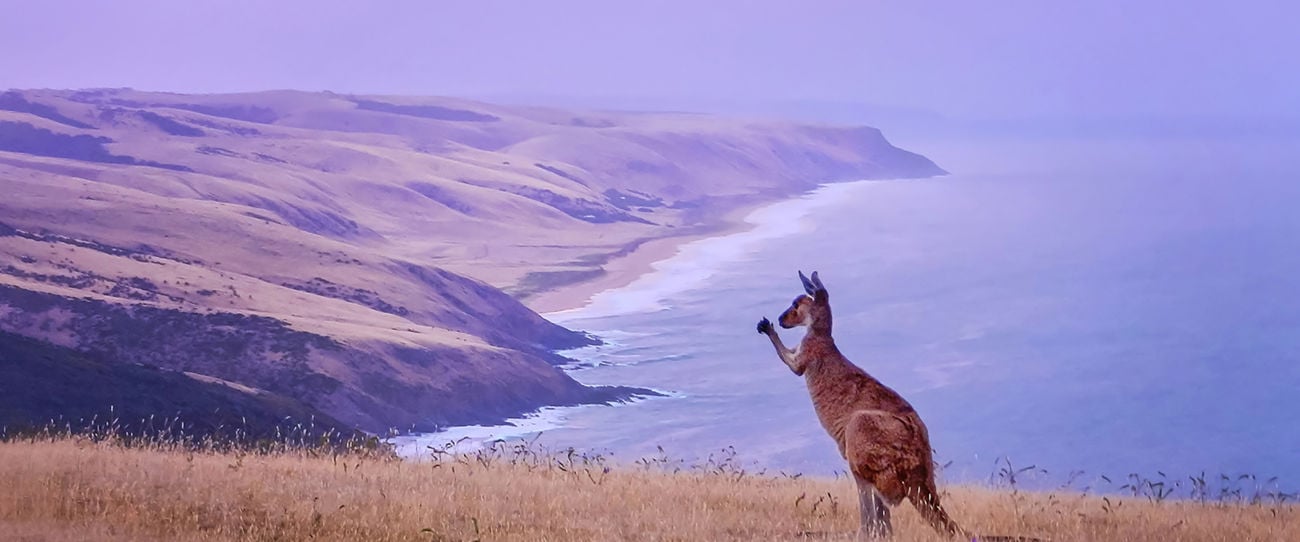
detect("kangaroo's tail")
(910, 483), (1044, 542)
(908, 481), (967, 538)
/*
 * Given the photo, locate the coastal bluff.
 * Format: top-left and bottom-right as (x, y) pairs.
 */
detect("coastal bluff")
(0, 89), (944, 434)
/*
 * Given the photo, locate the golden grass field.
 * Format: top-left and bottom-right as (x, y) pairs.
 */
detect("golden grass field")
(1, 435), (1295, 542)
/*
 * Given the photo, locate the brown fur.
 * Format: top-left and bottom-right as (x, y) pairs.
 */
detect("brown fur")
(758, 272), (965, 539)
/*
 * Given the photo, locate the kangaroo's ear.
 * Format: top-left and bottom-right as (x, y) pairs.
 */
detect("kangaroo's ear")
(810, 271), (826, 292)
(799, 270), (817, 296)
(810, 271), (829, 302)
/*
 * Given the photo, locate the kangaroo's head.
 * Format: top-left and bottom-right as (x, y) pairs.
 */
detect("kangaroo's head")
(778, 270), (831, 331)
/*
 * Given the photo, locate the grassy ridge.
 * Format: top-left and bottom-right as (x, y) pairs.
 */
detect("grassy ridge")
(0, 331), (359, 441)
(0, 436), (1295, 541)
(1, 88), (946, 433)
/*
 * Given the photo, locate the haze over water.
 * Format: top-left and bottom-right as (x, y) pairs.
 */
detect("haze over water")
(401, 137), (1300, 492)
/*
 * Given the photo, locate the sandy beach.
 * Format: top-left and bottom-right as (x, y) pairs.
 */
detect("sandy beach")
(523, 179), (889, 317)
(391, 179), (885, 460)
(521, 197), (780, 314)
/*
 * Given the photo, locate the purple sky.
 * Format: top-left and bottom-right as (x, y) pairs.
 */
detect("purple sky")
(2, 0), (1295, 118)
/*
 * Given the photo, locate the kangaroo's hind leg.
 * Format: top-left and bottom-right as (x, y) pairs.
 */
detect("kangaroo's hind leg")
(854, 471), (892, 539)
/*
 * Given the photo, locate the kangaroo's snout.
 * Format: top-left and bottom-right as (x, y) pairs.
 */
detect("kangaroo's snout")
(777, 307), (796, 328)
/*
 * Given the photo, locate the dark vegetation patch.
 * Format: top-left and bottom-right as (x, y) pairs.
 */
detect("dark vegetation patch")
(186, 116), (262, 136)
(241, 211), (283, 224)
(405, 182), (475, 215)
(1, 265), (99, 290)
(353, 99), (499, 122)
(0, 222), (163, 261)
(508, 269), (606, 300)
(0, 121), (193, 172)
(238, 196), (364, 238)
(66, 88), (121, 103)
(0, 91), (93, 129)
(0, 263), (177, 303)
(0, 285), (342, 400)
(457, 179), (652, 224)
(138, 102), (279, 124)
(0, 224), (197, 267)
(280, 277), (409, 317)
(534, 163), (589, 186)
(105, 277), (161, 301)
(97, 107), (207, 137)
(510, 186), (652, 225)
(91, 99), (279, 124)
(0, 330), (359, 442)
(603, 188), (665, 210)
(558, 231), (696, 270)
(197, 145), (240, 157)
(135, 110), (205, 136)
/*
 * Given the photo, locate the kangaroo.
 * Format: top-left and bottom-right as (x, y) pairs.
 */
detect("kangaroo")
(756, 271), (964, 539)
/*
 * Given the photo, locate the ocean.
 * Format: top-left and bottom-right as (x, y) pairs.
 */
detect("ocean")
(392, 138), (1300, 494)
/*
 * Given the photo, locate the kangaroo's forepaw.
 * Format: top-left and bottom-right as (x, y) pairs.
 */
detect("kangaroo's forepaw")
(756, 317), (773, 335)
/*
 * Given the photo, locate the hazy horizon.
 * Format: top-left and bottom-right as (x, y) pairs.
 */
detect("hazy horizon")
(3, 0), (1296, 125)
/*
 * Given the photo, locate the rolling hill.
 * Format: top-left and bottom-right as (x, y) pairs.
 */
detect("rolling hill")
(0, 88), (944, 433)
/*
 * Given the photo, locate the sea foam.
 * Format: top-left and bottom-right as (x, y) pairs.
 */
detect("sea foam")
(390, 180), (881, 459)
(547, 180), (881, 326)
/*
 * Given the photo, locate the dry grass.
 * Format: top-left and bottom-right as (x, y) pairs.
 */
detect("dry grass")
(1, 435), (1296, 542)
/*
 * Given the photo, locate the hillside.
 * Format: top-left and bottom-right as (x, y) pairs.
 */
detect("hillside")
(0, 88), (945, 433)
(0, 330), (358, 440)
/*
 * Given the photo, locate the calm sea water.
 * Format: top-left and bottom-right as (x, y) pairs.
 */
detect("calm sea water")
(396, 139), (1300, 492)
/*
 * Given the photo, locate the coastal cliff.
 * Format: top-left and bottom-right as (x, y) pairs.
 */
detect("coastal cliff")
(0, 89), (944, 433)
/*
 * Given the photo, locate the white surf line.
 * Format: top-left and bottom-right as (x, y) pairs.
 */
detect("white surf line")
(545, 179), (887, 326)
(391, 179), (891, 459)
(388, 388), (681, 459)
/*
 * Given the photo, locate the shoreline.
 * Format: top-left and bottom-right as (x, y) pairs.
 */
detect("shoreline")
(521, 195), (788, 315)
(391, 179), (889, 458)
(525, 178), (896, 318)
(388, 192), (813, 454)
